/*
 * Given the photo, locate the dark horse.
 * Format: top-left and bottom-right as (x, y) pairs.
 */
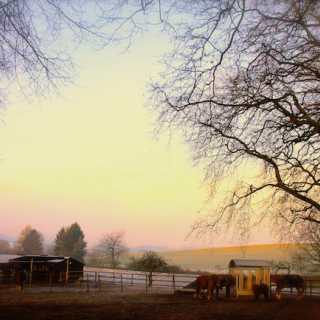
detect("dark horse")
(215, 274), (235, 298)
(253, 283), (269, 300)
(271, 274), (304, 300)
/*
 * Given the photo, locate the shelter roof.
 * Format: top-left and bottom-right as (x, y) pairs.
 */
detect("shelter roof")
(0, 254), (21, 264)
(3, 255), (83, 265)
(229, 259), (272, 268)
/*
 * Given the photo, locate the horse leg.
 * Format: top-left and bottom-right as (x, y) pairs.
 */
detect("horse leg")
(207, 281), (213, 301)
(200, 288), (206, 299)
(207, 288), (212, 301)
(275, 288), (281, 300)
(226, 285), (230, 298)
(297, 287), (304, 300)
(215, 287), (219, 300)
(194, 286), (200, 299)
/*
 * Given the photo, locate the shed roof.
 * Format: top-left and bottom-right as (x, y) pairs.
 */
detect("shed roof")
(0, 254), (21, 264)
(229, 259), (272, 268)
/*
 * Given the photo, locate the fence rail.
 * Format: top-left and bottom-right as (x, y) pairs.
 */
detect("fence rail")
(1, 268), (320, 297)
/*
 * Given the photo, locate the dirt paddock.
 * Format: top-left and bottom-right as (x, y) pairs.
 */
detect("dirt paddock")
(0, 290), (319, 320)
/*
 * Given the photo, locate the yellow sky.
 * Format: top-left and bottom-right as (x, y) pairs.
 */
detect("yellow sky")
(0, 32), (273, 249)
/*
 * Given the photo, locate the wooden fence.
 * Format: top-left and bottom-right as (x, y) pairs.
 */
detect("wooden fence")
(1, 267), (320, 297)
(80, 269), (198, 293)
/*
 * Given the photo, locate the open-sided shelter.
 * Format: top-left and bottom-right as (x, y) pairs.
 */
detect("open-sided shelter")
(229, 259), (272, 296)
(0, 254), (84, 284)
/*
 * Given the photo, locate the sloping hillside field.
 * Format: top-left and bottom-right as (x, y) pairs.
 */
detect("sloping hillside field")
(160, 243), (299, 272)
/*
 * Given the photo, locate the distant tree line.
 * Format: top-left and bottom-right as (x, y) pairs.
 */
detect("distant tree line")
(0, 226), (44, 256)
(0, 222), (87, 263)
(2, 224), (317, 273)
(0, 225), (185, 272)
(0, 224), (129, 268)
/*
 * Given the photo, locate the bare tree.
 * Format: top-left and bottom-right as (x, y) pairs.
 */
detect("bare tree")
(0, 1), (130, 102)
(94, 0), (320, 234)
(91, 232), (128, 269)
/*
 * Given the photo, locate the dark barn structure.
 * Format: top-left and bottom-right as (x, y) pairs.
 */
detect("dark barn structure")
(0, 254), (21, 284)
(0, 254), (84, 285)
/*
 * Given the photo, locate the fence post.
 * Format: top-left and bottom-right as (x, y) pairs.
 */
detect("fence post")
(29, 258), (33, 287)
(98, 273), (101, 290)
(172, 274), (176, 293)
(113, 272), (115, 283)
(49, 272), (53, 292)
(120, 273), (123, 292)
(65, 257), (69, 285)
(131, 273), (134, 286)
(86, 273), (89, 292)
(145, 274), (148, 294)
(310, 280), (312, 296)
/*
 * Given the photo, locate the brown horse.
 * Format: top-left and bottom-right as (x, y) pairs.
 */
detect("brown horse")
(194, 274), (220, 300)
(271, 274), (304, 300)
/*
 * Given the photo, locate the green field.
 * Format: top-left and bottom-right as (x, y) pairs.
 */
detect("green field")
(157, 243), (299, 272)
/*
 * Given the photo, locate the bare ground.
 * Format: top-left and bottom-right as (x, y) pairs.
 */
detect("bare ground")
(0, 289), (319, 320)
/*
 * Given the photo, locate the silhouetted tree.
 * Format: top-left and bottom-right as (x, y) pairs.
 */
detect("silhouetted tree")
(94, 0), (320, 234)
(15, 226), (43, 254)
(0, 1), (134, 103)
(54, 223), (86, 262)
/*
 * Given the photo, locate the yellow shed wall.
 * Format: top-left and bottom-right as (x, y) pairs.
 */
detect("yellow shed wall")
(230, 267), (270, 296)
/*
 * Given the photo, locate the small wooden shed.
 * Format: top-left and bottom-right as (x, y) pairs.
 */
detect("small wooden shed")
(229, 259), (271, 296)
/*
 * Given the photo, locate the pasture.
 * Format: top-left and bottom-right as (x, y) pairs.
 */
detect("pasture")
(0, 290), (319, 320)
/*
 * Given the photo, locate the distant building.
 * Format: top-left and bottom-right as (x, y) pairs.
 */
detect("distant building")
(0, 254), (84, 284)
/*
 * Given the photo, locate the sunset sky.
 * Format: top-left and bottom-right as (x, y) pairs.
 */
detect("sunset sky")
(0, 29), (274, 249)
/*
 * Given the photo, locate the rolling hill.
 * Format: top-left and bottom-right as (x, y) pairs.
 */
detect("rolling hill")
(158, 243), (300, 272)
